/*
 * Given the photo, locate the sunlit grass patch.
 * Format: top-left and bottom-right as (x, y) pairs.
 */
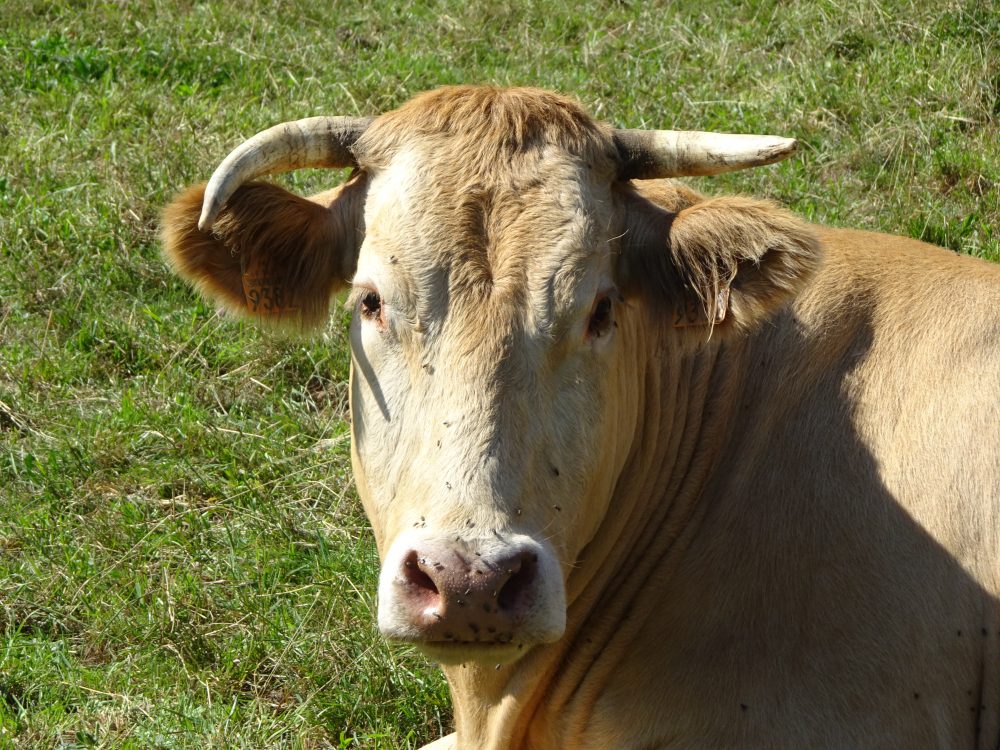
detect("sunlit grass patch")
(0, 0), (997, 747)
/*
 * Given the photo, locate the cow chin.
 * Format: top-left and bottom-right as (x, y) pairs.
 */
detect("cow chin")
(417, 641), (526, 668)
(376, 529), (567, 665)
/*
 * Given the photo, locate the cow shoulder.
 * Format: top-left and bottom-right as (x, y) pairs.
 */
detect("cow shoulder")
(621, 181), (821, 335)
(160, 176), (366, 331)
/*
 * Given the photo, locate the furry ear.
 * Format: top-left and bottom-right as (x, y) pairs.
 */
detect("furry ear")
(160, 174), (367, 332)
(620, 188), (820, 335)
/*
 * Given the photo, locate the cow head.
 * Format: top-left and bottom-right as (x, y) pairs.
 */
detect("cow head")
(162, 86), (818, 666)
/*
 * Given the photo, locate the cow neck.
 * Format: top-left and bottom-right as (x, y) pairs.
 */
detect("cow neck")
(441, 319), (746, 750)
(534, 329), (743, 748)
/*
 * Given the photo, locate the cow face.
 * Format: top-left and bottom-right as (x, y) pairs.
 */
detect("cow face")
(347, 131), (632, 665)
(161, 86), (818, 667)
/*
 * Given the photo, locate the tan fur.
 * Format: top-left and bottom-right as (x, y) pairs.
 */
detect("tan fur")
(354, 85), (618, 178)
(160, 86), (1000, 750)
(160, 174), (367, 331)
(621, 185), (821, 335)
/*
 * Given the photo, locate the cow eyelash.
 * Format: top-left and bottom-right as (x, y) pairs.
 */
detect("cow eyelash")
(359, 290), (381, 317)
(355, 287), (385, 327)
(587, 294), (615, 340)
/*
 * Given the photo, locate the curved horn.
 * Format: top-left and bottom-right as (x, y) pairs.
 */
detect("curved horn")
(614, 129), (797, 181)
(198, 115), (375, 231)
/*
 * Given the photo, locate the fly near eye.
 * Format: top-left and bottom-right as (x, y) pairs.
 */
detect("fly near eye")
(359, 289), (383, 321)
(587, 295), (614, 339)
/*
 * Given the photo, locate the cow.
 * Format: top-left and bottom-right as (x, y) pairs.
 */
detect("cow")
(161, 86), (1000, 749)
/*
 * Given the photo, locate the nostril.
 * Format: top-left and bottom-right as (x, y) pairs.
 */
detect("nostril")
(403, 551), (439, 595)
(497, 551), (538, 612)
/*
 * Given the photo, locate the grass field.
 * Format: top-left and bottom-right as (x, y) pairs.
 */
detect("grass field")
(1, 0), (997, 747)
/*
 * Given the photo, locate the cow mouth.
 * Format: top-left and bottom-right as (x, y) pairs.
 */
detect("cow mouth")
(425, 641), (524, 648)
(418, 639), (527, 666)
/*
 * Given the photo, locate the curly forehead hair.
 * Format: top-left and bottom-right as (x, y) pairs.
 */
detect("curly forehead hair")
(354, 85), (619, 176)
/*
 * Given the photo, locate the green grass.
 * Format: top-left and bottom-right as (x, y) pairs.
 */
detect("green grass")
(0, 0), (997, 747)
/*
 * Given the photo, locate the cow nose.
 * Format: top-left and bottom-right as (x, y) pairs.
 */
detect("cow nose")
(395, 544), (539, 643)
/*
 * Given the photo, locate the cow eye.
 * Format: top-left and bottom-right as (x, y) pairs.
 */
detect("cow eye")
(359, 289), (383, 321)
(587, 295), (614, 339)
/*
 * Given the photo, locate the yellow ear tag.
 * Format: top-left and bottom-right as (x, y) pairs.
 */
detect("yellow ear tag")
(673, 287), (730, 328)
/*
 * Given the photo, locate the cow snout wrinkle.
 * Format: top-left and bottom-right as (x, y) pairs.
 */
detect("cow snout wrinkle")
(396, 544), (540, 643)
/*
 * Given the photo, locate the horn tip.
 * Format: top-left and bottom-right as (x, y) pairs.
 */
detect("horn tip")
(773, 136), (798, 156)
(197, 203), (218, 233)
(758, 136), (798, 167)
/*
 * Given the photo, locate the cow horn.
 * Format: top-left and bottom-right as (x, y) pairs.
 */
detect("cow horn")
(614, 129), (797, 181)
(198, 115), (375, 231)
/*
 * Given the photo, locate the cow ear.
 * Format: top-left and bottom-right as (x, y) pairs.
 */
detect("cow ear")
(160, 175), (366, 332)
(620, 190), (820, 335)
